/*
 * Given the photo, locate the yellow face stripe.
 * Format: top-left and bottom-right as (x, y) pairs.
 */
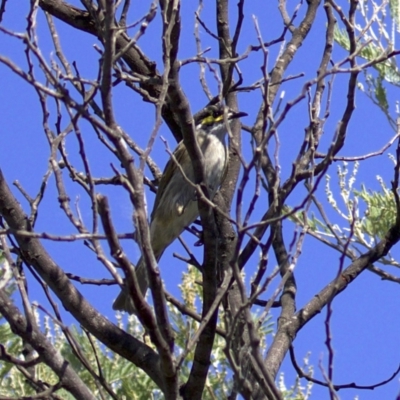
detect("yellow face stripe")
(201, 114), (224, 126)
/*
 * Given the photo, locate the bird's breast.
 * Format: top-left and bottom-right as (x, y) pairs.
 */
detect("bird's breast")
(201, 134), (227, 195)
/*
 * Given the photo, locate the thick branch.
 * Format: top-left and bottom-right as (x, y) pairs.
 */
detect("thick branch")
(0, 290), (95, 400)
(265, 221), (400, 378)
(0, 169), (164, 390)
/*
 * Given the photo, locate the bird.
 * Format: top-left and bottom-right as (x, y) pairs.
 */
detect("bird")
(113, 103), (247, 314)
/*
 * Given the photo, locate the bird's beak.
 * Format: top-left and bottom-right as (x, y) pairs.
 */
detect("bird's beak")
(228, 111), (248, 120)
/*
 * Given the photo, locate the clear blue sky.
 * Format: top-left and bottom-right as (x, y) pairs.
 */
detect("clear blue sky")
(0, 1), (399, 399)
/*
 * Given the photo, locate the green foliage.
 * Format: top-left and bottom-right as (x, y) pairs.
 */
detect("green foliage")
(0, 321), (23, 395)
(0, 265), (312, 399)
(0, 313), (159, 399)
(354, 183), (396, 239)
(322, 0), (400, 251)
(324, 162), (398, 243)
(334, 0), (400, 125)
(171, 265), (240, 398)
(278, 357), (313, 400)
(115, 267), (283, 400)
(389, 0), (400, 29)
(171, 266), (301, 399)
(0, 319), (74, 399)
(334, 26), (399, 82)
(58, 324), (159, 399)
(287, 159), (399, 257)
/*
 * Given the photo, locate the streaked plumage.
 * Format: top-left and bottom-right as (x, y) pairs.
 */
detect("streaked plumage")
(113, 104), (247, 314)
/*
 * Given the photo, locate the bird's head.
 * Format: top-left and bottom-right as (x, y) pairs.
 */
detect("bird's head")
(194, 104), (247, 136)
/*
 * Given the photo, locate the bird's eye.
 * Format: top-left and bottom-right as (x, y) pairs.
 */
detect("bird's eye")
(213, 106), (224, 118)
(196, 105), (225, 126)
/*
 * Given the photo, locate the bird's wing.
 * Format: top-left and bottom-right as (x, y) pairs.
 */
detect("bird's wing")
(151, 140), (193, 220)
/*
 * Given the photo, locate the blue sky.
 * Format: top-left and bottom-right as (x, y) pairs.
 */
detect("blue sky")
(0, 1), (400, 399)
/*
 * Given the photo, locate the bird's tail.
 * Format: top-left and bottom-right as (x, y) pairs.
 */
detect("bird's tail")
(112, 257), (149, 314)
